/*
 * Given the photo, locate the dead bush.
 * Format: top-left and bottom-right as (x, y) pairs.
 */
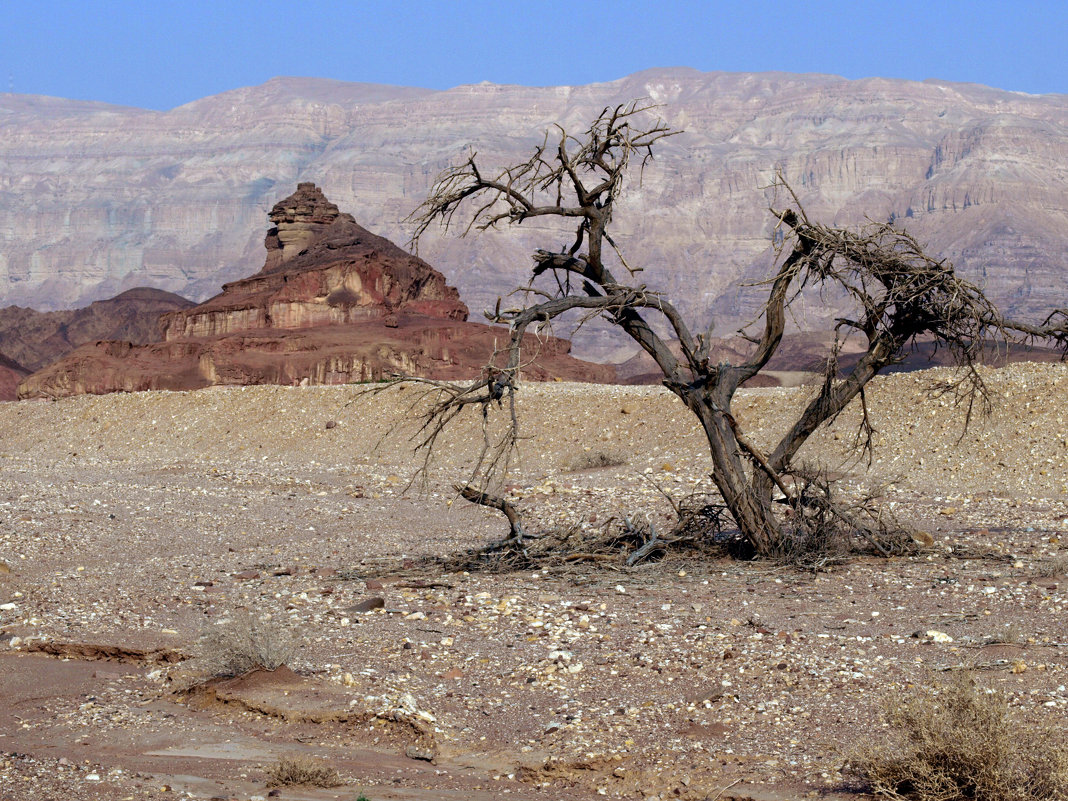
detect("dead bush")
(266, 755), (342, 788)
(564, 449), (628, 472)
(853, 673), (1068, 800)
(411, 507), (712, 574)
(768, 472), (918, 569)
(196, 612), (295, 677)
(1032, 555), (1068, 579)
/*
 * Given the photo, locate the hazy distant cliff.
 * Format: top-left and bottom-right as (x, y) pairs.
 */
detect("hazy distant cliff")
(1, 69), (1065, 358)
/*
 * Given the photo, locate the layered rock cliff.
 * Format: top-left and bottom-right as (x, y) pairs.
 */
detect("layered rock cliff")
(1, 70), (1065, 360)
(17, 186), (611, 399)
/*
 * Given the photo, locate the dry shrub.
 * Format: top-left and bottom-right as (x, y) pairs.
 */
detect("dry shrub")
(266, 755), (342, 788)
(421, 508), (712, 573)
(671, 495), (729, 541)
(854, 674), (1068, 800)
(984, 623), (1023, 646)
(197, 612), (295, 677)
(565, 449), (627, 472)
(770, 473), (918, 569)
(1032, 555), (1068, 579)
(426, 473), (918, 573)
(769, 511), (852, 568)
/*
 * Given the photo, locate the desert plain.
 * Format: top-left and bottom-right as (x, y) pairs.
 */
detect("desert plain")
(1, 361), (1067, 800)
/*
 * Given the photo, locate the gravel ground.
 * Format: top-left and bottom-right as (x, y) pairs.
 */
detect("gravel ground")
(1, 362), (1067, 800)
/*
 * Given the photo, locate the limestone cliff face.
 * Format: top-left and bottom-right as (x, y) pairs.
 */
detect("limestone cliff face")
(1, 70), (1066, 359)
(159, 183), (467, 341)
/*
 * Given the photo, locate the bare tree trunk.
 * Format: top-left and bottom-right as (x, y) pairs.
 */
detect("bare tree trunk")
(687, 392), (780, 556)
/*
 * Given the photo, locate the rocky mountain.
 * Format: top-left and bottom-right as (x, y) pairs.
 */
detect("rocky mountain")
(0, 287), (194, 372)
(1, 69), (1065, 361)
(17, 185), (611, 399)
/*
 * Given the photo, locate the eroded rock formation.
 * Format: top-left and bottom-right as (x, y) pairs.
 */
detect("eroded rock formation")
(160, 183), (467, 342)
(18, 186), (611, 399)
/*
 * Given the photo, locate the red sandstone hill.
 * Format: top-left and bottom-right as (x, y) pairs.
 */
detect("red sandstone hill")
(158, 183), (468, 342)
(0, 287), (195, 373)
(17, 185), (612, 399)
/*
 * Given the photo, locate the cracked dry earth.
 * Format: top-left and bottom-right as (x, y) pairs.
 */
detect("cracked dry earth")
(1, 362), (1067, 801)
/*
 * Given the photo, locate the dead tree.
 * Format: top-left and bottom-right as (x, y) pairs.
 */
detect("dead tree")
(405, 102), (1068, 559)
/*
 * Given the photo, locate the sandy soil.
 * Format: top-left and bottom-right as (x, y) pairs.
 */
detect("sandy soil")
(1, 363), (1067, 800)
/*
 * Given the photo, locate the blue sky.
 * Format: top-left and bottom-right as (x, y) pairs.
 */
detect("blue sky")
(3, 0), (1064, 110)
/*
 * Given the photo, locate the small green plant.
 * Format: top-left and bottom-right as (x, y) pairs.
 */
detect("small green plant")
(266, 755), (342, 788)
(853, 673), (1068, 800)
(197, 612), (295, 677)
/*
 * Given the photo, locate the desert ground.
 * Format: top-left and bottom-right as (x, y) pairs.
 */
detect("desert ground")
(1, 362), (1067, 801)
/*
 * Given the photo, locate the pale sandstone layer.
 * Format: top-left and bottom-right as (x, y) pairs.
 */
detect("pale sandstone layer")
(1, 70), (1065, 359)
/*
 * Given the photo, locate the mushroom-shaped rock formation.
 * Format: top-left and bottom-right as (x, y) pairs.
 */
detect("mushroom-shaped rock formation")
(160, 183), (469, 342)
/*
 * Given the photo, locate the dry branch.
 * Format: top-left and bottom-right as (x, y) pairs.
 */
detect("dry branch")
(455, 483), (526, 549)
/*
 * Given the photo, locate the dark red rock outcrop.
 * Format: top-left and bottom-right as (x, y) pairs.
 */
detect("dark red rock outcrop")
(18, 186), (612, 399)
(0, 352), (30, 401)
(0, 287), (195, 372)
